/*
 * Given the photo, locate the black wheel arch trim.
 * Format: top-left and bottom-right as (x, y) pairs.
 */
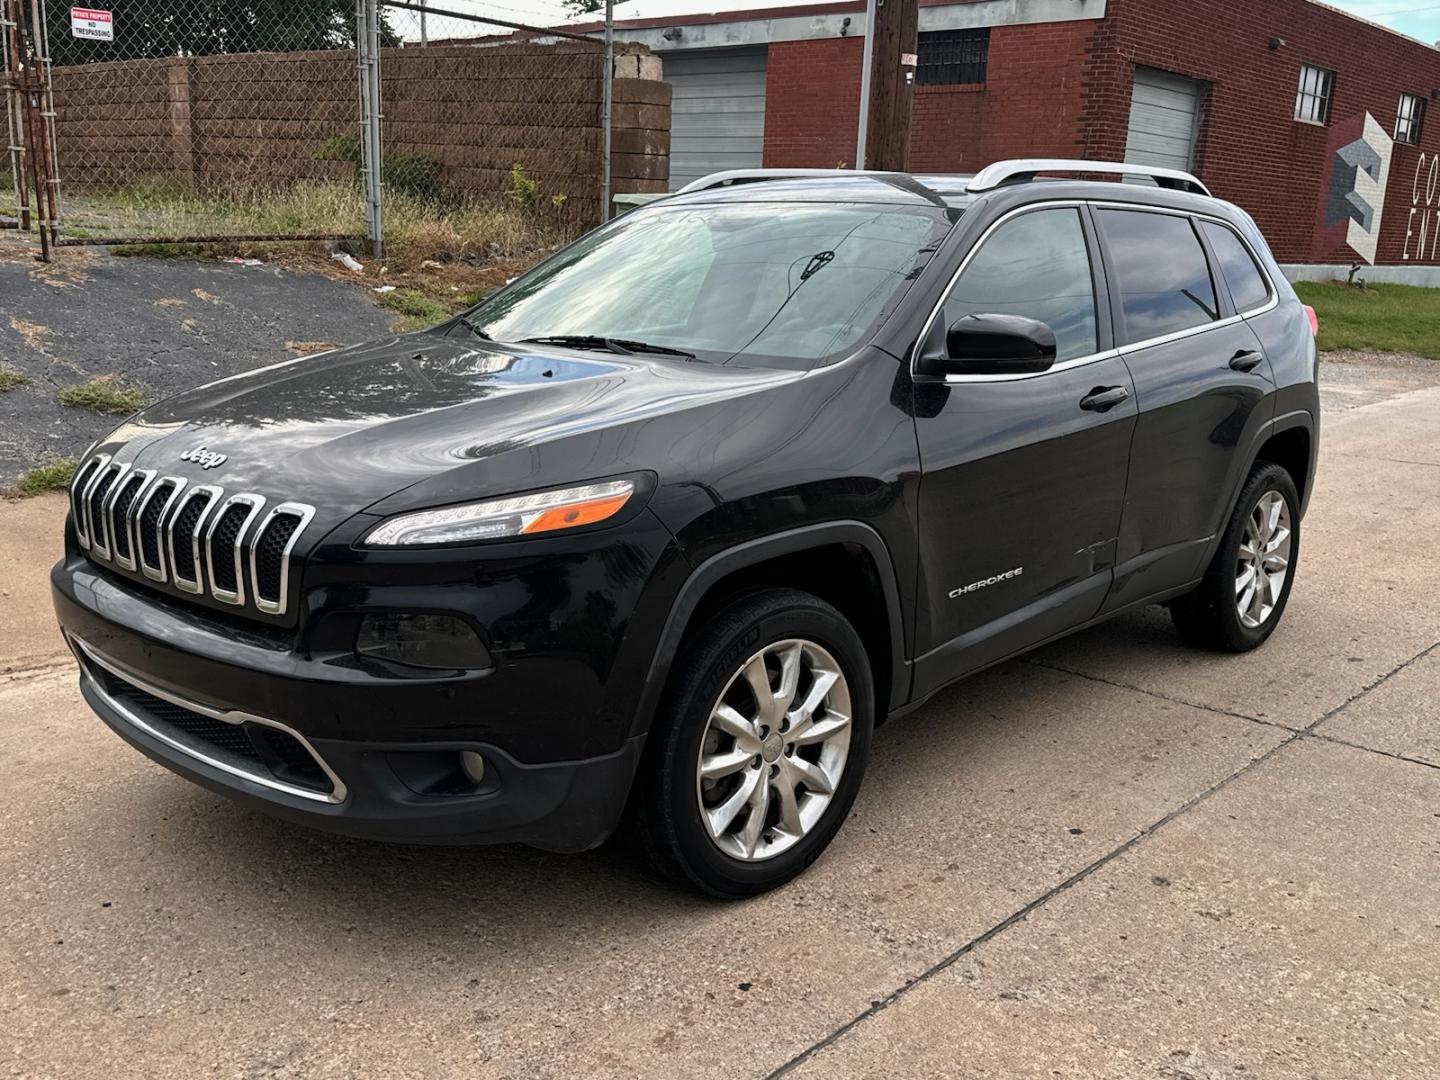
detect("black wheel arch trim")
(629, 521), (910, 740)
(1203, 408), (1315, 567)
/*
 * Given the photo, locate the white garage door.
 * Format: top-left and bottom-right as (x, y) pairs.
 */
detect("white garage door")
(1124, 67), (1205, 172)
(664, 48), (768, 191)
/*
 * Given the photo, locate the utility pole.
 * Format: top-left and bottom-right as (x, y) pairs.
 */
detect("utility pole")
(857, 0), (918, 171)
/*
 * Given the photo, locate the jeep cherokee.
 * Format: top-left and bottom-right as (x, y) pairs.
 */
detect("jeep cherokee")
(52, 160), (1319, 897)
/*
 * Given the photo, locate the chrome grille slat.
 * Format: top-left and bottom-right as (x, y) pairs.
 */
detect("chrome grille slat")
(167, 485), (222, 594)
(205, 493), (267, 606)
(71, 451), (314, 619)
(71, 454), (110, 551)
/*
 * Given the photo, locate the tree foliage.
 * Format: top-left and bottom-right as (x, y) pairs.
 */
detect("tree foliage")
(44, 0), (398, 66)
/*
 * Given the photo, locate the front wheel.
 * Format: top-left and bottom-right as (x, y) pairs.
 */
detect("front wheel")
(1170, 462), (1301, 652)
(627, 588), (874, 898)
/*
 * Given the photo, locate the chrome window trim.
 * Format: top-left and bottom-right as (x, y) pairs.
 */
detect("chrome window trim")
(249, 502), (317, 616)
(109, 468), (156, 573)
(72, 454), (111, 551)
(71, 636), (347, 805)
(135, 476), (188, 583)
(88, 461), (132, 562)
(913, 199), (1286, 385)
(1089, 201), (1281, 349)
(204, 493), (267, 606)
(166, 483), (222, 594)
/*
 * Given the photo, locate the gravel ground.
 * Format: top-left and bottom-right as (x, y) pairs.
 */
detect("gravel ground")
(0, 250), (393, 486)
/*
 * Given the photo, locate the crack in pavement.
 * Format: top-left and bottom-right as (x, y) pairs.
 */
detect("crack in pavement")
(764, 637), (1440, 1078)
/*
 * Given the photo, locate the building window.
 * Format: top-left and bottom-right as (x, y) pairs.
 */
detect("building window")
(916, 28), (990, 86)
(1396, 92), (1425, 144)
(1294, 64), (1334, 125)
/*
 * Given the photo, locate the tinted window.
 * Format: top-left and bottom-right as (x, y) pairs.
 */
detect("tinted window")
(1098, 209), (1218, 341)
(941, 208), (1098, 362)
(464, 202), (952, 368)
(1201, 221), (1271, 313)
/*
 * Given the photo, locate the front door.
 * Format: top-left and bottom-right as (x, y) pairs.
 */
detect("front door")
(911, 204), (1137, 698)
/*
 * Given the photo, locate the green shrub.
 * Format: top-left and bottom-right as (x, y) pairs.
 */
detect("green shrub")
(316, 134), (443, 200)
(0, 363), (26, 391)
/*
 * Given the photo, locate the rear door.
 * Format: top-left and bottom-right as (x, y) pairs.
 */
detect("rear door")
(1094, 205), (1276, 611)
(911, 204), (1137, 696)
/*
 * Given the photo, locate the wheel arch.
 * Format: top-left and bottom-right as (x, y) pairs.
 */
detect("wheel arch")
(629, 522), (910, 741)
(1202, 409), (1315, 569)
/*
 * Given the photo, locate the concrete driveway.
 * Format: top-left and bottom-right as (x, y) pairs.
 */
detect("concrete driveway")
(1, 363), (1437, 1079)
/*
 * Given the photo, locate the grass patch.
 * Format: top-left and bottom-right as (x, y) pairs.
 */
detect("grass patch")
(1294, 280), (1440, 359)
(13, 457), (77, 496)
(57, 375), (148, 415)
(376, 288), (452, 331)
(112, 242), (208, 259)
(0, 363), (26, 391)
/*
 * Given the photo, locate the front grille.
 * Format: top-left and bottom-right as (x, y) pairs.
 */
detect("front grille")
(71, 453), (314, 617)
(254, 513), (302, 606)
(139, 480), (176, 573)
(83, 649), (338, 799)
(108, 472), (148, 565)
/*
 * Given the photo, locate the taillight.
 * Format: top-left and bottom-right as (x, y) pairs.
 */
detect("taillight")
(1303, 305), (1318, 336)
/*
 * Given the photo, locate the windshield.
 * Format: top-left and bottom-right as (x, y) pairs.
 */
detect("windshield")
(460, 201), (954, 367)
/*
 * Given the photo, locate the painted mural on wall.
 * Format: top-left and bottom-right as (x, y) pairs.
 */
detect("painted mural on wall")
(1319, 112), (1393, 265)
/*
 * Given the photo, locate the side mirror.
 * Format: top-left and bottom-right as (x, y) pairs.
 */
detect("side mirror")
(916, 313), (1057, 377)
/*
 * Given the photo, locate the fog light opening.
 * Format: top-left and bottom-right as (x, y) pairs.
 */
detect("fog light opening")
(460, 750), (487, 786)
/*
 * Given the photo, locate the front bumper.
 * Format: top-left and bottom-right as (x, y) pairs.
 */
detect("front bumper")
(52, 557), (651, 853)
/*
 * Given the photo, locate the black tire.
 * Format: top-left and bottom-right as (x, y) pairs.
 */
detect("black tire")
(626, 588), (874, 899)
(1170, 462), (1301, 652)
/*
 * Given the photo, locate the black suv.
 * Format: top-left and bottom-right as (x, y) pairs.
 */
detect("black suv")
(52, 160), (1318, 897)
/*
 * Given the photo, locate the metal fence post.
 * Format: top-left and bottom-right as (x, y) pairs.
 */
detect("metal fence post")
(356, 0), (383, 259)
(600, 0), (613, 223)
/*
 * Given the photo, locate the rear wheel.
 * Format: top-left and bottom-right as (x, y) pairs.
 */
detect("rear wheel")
(628, 588), (873, 898)
(1170, 462), (1300, 652)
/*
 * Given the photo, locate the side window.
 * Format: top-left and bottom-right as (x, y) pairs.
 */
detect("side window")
(941, 208), (1098, 362)
(1097, 209), (1219, 341)
(1201, 221), (1271, 313)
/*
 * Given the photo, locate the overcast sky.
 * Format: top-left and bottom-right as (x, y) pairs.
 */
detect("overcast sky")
(1325, 0), (1440, 43)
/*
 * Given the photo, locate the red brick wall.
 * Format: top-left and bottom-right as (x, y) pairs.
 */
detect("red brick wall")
(911, 21), (1094, 172)
(1087, 0), (1440, 265)
(763, 37), (865, 168)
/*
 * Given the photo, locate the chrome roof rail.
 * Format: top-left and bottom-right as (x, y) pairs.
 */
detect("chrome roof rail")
(676, 168), (914, 193)
(966, 158), (1211, 196)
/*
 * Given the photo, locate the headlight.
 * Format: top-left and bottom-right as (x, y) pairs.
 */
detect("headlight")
(365, 479), (635, 546)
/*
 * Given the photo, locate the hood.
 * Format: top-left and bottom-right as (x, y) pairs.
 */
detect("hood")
(98, 332), (803, 521)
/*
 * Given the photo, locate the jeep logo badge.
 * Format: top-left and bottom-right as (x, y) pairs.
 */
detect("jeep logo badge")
(180, 446), (227, 470)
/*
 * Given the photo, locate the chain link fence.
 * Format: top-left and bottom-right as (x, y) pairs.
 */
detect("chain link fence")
(3, 0), (637, 259)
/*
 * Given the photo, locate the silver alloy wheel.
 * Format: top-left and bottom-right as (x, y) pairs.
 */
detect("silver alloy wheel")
(1236, 489), (1292, 629)
(695, 638), (852, 862)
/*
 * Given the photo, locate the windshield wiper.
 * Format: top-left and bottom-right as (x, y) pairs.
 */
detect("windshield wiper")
(518, 334), (695, 360)
(457, 315), (492, 340)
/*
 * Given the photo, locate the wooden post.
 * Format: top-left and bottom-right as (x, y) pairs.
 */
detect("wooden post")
(861, 0), (918, 171)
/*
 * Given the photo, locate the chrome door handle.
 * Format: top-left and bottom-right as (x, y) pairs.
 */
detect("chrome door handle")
(1080, 385), (1130, 412)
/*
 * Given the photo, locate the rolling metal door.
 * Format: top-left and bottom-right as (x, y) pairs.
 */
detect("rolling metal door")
(664, 48), (768, 190)
(1124, 67), (1204, 172)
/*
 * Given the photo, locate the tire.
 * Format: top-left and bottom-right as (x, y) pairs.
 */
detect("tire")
(1170, 462), (1301, 652)
(627, 588), (874, 898)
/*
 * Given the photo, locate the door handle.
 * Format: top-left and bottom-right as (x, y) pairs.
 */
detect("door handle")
(1080, 385), (1130, 412)
(1229, 349), (1265, 373)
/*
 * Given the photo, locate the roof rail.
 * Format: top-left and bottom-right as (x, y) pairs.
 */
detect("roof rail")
(675, 168), (909, 193)
(966, 158), (1211, 197)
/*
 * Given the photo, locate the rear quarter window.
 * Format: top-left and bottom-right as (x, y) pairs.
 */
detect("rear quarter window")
(1201, 220), (1272, 313)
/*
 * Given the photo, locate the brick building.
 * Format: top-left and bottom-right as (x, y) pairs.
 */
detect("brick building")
(572, 0), (1440, 276)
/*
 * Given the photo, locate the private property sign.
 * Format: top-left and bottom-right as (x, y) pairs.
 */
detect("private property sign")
(70, 7), (113, 41)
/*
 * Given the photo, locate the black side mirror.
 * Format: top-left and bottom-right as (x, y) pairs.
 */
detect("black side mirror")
(916, 313), (1057, 377)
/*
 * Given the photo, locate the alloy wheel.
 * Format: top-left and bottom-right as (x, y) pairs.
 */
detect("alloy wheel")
(1236, 489), (1292, 629)
(695, 639), (852, 862)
